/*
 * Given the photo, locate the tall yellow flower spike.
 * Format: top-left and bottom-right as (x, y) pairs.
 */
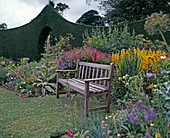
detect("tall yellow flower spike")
(112, 47), (166, 76)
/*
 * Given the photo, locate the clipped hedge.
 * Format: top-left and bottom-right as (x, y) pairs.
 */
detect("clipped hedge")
(0, 5), (93, 60)
(0, 5), (169, 61)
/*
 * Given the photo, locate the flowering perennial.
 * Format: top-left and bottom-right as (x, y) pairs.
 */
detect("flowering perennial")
(112, 47), (165, 75)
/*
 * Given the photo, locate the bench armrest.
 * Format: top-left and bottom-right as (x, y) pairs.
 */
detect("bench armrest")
(84, 77), (110, 82)
(56, 70), (77, 72)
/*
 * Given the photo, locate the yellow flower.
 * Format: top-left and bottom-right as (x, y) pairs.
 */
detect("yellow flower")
(33, 73), (35, 75)
(17, 64), (19, 66)
(147, 83), (154, 89)
(155, 132), (161, 138)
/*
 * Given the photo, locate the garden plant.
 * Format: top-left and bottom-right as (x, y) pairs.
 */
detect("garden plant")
(0, 12), (169, 138)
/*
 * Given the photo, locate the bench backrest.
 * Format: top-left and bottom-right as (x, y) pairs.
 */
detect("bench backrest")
(75, 60), (114, 88)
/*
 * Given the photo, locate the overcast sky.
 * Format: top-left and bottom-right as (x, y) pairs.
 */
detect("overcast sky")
(0, 0), (104, 29)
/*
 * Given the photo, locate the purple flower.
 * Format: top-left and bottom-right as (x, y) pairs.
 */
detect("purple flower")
(61, 105), (64, 108)
(136, 100), (145, 111)
(66, 59), (72, 67)
(144, 132), (150, 138)
(144, 111), (150, 121)
(129, 111), (139, 124)
(114, 119), (119, 123)
(65, 107), (67, 110)
(146, 73), (156, 79)
(66, 92), (71, 99)
(58, 62), (64, 69)
(61, 100), (65, 105)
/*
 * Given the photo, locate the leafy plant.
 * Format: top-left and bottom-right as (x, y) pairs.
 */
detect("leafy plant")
(156, 82), (170, 118)
(34, 58), (56, 95)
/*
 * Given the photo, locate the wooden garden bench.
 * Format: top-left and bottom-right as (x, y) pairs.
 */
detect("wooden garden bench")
(56, 60), (114, 116)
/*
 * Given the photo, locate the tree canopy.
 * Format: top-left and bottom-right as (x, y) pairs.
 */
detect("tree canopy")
(76, 10), (104, 26)
(0, 23), (7, 30)
(55, 2), (70, 15)
(86, 0), (170, 25)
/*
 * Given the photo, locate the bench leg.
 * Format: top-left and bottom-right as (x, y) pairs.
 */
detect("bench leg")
(106, 92), (111, 113)
(84, 95), (89, 117)
(56, 73), (60, 99)
(84, 82), (89, 117)
(56, 83), (59, 98)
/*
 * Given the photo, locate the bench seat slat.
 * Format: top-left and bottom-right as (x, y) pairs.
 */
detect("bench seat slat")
(59, 78), (106, 94)
(72, 78), (107, 91)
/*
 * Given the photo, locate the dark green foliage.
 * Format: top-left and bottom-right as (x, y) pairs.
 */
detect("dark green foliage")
(0, 68), (7, 85)
(55, 2), (70, 15)
(0, 23), (7, 30)
(76, 10), (104, 26)
(100, 0), (170, 25)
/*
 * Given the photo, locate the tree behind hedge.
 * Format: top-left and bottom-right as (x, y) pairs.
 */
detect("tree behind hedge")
(99, 0), (170, 25)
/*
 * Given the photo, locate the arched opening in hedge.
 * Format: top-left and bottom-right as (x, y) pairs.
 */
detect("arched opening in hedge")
(37, 26), (52, 60)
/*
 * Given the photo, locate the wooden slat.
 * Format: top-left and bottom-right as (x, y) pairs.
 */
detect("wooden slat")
(78, 65), (82, 79)
(95, 68), (99, 83)
(88, 67), (91, 79)
(79, 61), (110, 70)
(90, 92), (107, 97)
(59, 79), (103, 94)
(75, 60), (79, 78)
(81, 65), (85, 79)
(99, 69), (103, 85)
(71, 79), (102, 93)
(85, 66), (88, 79)
(103, 69), (108, 86)
(92, 67), (95, 79)
(89, 106), (107, 111)
(72, 78), (106, 91)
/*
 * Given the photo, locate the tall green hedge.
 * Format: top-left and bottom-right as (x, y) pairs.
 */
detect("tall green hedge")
(0, 5), (93, 60)
(0, 5), (169, 61)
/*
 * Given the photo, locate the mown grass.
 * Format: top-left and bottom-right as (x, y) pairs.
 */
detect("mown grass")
(0, 88), (112, 137)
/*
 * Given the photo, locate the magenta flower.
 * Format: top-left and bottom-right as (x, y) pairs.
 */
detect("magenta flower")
(67, 130), (75, 138)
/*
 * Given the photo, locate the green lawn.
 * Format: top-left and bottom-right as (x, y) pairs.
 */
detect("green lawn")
(0, 88), (109, 137)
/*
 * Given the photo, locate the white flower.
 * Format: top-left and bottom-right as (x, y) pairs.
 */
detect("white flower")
(123, 76), (125, 79)
(160, 56), (166, 60)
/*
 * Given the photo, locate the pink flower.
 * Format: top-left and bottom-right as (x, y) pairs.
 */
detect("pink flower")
(6, 73), (10, 77)
(25, 78), (27, 80)
(67, 130), (75, 138)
